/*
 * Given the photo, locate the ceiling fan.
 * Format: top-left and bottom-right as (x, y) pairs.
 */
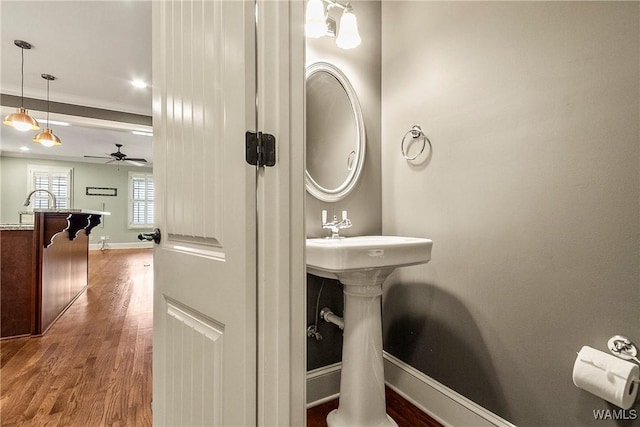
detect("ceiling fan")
(84, 143), (148, 166)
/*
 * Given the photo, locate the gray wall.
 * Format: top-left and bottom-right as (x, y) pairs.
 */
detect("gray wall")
(305, 1), (381, 238)
(306, 2), (382, 371)
(381, 2), (640, 426)
(1, 155), (152, 244)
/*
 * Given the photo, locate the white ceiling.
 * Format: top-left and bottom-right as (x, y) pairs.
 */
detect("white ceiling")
(0, 1), (153, 166)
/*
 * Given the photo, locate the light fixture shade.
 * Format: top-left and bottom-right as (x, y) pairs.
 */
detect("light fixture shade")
(33, 128), (61, 147)
(3, 107), (40, 131)
(305, 0), (327, 38)
(336, 5), (361, 49)
(4, 41), (40, 132)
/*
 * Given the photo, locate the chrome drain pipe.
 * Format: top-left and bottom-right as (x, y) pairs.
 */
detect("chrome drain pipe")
(320, 307), (344, 330)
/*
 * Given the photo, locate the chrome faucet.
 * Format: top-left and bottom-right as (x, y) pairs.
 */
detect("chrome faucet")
(322, 209), (352, 239)
(24, 189), (57, 210)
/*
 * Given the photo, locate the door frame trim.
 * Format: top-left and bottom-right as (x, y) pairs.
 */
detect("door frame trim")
(255, 1), (306, 425)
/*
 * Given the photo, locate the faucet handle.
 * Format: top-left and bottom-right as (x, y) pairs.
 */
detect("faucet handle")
(340, 210), (352, 230)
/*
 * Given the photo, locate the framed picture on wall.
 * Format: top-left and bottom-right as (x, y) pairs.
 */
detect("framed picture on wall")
(86, 187), (117, 197)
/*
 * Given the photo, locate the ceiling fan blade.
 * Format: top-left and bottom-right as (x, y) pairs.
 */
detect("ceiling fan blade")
(84, 155), (113, 159)
(125, 160), (146, 167)
(125, 157), (148, 162)
(106, 159), (117, 164)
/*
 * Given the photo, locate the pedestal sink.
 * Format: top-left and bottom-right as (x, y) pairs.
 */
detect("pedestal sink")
(306, 236), (433, 427)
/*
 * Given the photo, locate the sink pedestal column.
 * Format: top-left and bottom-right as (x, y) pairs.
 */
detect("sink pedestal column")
(327, 269), (397, 427)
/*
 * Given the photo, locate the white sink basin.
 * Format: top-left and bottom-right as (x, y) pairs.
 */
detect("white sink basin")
(306, 235), (433, 427)
(306, 235), (432, 281)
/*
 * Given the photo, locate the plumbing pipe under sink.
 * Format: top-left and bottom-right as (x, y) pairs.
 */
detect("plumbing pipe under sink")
(320, 307), (344, 330)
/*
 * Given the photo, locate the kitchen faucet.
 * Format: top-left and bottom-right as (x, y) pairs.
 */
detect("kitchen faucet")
(23, 189), (57, 210)
(322, 209), (352, 239)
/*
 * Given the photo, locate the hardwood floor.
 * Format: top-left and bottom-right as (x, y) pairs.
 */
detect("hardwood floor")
(0, 249), (153, 427)
(2, 248), (440, 427)
(307, 387), (443, 427)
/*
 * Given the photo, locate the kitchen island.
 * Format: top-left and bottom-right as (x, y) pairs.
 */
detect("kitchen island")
(0, 209), (109, 338)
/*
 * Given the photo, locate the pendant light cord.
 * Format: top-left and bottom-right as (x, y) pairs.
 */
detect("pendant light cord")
(20, 47), (25, 107)
(46, 78), (50, 125)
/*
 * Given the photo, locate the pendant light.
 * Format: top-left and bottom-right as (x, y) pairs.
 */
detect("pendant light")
(33, 74), (61, 147)
(336, 3), (361, 49)
(3, 40), (40, 132)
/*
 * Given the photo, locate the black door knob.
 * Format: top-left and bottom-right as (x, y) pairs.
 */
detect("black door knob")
(138, 228), (161, 244)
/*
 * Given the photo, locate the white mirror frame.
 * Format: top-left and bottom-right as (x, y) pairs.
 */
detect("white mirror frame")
(305, 61), (366, 202)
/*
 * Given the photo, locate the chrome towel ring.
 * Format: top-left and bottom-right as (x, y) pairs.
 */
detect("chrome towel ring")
(401, 124), (431, 161)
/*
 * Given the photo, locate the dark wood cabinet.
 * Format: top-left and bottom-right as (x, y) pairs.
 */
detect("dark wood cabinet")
(0, 229), (35, 338)
(1, 210), (106, 338)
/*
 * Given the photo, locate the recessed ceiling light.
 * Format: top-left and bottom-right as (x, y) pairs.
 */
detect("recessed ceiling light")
(19, 146), (30, 151)
(132, 130), (153, 137)
(131, 79), (148, 89)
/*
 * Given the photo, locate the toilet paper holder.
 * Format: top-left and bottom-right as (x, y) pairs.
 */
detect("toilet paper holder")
(608, 335), (640, 364)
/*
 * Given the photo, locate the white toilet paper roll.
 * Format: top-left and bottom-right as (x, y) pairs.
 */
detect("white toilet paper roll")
(572, 346), (639, 410)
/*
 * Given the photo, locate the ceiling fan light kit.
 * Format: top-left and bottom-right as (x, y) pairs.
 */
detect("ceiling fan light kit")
(3, 40), (40, 132)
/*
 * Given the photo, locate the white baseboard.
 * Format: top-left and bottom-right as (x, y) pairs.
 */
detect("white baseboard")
(89, 242), (153, 250)
(305, 355), (515, 426)
(306, 362), (342, 408)
(383, 352), (516, 427)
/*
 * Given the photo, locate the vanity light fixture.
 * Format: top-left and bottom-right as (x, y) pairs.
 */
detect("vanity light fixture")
(33, 74), (61, 147)
(335, 3), (361, 49)
(305, 0), (328, 38)
(3, 40), (40, 132)
(305, 0), (361, 49)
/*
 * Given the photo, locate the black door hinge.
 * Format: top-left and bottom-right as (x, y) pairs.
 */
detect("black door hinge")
(245, 131), (276, 167)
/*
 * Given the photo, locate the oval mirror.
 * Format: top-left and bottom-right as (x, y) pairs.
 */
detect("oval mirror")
(305, 62), (365, 202)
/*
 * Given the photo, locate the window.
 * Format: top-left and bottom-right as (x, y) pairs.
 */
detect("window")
(129, 172), (154, 228)
(27, 165), (73, 209)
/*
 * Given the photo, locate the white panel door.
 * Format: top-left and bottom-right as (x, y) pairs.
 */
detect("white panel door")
(152, 0), (256, 425)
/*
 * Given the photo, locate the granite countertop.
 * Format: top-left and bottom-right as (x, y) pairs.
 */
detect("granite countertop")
(19, 209), (111, 215)
(0, 224), (35, 231)
(3, 210), (110, 230)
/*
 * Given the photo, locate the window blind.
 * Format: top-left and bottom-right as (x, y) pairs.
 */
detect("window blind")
(129, 173), (154, 227)
(29, 167), (72, 209)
